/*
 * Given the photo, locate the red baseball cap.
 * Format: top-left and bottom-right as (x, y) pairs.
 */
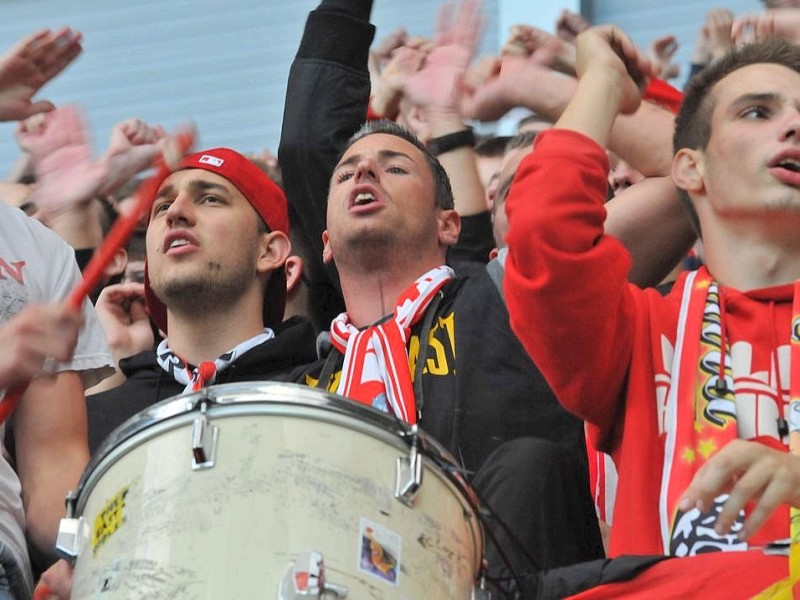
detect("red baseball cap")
(144, 147), (289, 333)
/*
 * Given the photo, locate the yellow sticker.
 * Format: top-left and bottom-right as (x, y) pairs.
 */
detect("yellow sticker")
(92, 484), (130, 555)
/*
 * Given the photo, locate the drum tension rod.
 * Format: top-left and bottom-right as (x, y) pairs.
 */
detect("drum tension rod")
(394, 424), (423, 507)
(191, 400), (219, 470)
(55, 490), (86, 565)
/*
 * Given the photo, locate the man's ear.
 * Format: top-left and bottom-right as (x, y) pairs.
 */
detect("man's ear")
(437, 209), (460, 247)
(257, 231), (290, 273)
(285, 254), (305, 294)
(103, 247), (128, 279)
(672, 148), (706, 195)
(322, 230), (333, 264)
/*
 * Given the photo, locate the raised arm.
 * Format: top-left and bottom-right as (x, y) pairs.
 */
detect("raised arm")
(278, 0), (375, 329)
(462, 31), (674, 178)
(0, 28), (82, 122)
(402, 0), (487, 218)
(502, 26), (651, 433)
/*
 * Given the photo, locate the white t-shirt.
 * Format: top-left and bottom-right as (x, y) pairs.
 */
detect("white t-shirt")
(0, 203), (114, 594)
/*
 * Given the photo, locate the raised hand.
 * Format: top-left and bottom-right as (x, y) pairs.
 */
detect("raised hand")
(461, 53), (545, 122)
(370, 27), (409, 68)
(97, 118), (167, 196)
(705, 9), (735, 60)
(502, 24), (576, 75)
(0, 28), (82, 122)
(552, 25), (651, 147)
(17, 106), (105, 214)
(402, 0), (484, 117)
(648, 34), (680, 80)
(370, 45), (427, 120)
(0, 304), (83, 388)
(733, 9), (800, 45)
(679, 439), (800, 541)
(556, 9), (590, 44)
(94, 282), (154, 362)
(574, 25), (651, 116)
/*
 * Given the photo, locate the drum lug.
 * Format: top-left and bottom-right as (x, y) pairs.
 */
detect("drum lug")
(55, 516), (87, 565)
(191, 402), (219, 470)
(472, 561), (494, 599)
(277, 550), (348, 599)
(395, 424), (423, 507)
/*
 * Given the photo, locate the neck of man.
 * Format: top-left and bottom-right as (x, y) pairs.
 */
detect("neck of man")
(164, 292), (268, 365)
(337, 255), (447, 329)
(702, 215), (800, 290)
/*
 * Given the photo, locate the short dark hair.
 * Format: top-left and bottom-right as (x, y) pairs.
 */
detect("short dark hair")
(674, 38), (800, 235)
(344, 120), (455, 210)
(506, 130), (537, 153)
(474, 135), (513, 158)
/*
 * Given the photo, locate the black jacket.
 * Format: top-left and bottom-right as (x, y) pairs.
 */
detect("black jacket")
(86, 316), (317, 454)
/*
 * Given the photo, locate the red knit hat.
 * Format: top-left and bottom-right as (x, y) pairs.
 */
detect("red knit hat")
(144, 147), (289, 333)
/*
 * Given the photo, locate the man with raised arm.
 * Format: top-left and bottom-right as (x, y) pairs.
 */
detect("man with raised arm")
(503, 23), (800, 595)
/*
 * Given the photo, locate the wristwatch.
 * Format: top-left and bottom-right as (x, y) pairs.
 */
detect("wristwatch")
(426, 127), (475, 156)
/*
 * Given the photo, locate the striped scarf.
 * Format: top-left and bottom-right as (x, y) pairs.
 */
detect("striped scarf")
(156, 329), (275, 393)
(329, 265), (454, 424)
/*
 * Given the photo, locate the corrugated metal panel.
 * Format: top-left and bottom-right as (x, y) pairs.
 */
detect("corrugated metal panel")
(587, 0), (762, 89)
(0, 0), (497, 175)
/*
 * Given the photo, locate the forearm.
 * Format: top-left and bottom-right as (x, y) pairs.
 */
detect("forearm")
(556, 69), (622, 148)
(606, 176), (696, 288)
(609, 100), (675, 177)
(504, 130), (635, 431)
(16, 372), (89, 554)
(512, 68), (673, 176)
(425, 109), (486, 217)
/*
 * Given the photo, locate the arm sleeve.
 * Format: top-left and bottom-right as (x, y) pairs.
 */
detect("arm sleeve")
(502, 129), (636, 437)
(278, 4), (375, 330)
(46, 240), (114, 389)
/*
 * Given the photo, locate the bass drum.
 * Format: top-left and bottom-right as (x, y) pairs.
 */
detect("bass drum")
(60, 382), (483, 599)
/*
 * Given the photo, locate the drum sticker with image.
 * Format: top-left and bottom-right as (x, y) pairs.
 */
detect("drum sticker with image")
(358, 518), (401, 585)
(92, 483), (131, 556)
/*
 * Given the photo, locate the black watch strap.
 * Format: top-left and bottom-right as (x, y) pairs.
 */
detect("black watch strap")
(426, 127), (475, 156)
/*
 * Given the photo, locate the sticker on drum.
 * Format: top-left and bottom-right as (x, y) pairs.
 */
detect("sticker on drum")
(60, 382), (483, 599)
(91, 482), (131, 556)
(358, 518), (401, 586)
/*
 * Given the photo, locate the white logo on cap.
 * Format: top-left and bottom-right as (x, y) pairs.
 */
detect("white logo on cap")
(198, 155), (224, 167)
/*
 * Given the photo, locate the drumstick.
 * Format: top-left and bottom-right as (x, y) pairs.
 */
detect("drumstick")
(0, 128), (195, 424)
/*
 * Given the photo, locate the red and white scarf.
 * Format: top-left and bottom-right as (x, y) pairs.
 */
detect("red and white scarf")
(329, 265), (454, 424)
(156, 329), (274, 393)
(661, 267), (800, 556)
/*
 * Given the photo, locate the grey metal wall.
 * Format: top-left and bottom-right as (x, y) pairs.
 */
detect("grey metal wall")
(586, 0), (762, 89)
(0, 0), (497, 175)
(0, 0), (772, 175)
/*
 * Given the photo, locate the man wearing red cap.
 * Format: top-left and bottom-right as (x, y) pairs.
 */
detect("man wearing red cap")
(85, 147), (317, 453)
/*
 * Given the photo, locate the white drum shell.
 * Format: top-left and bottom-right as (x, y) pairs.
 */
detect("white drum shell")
(70, 383), (482, 599)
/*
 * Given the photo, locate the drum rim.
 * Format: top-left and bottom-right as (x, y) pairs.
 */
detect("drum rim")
(80, 382), (474, 510)
(88, 381), (462, 466)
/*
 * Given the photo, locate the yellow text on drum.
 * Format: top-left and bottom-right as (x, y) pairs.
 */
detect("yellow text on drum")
(92, 484), (130, 555)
